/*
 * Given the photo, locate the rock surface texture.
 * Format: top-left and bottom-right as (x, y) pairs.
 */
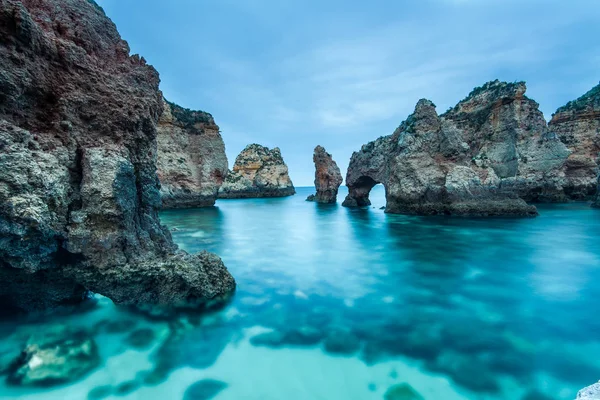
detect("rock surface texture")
(306, 145), (343, 203)
(549, 83), (600, 202)
(218, 144), (295, 198)
(156, 98), (227, 209)
(0, 0), (234, 311)
(343, 80), (585, 216)
(577, 381), (600, 399)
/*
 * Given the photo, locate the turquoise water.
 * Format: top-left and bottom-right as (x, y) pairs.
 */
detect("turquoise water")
(1, 186), (599, 399)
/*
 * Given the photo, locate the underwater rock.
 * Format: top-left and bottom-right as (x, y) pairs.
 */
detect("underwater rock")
(577, 381), (600, 399)
(115, 380), (140, 396)
(184, 379), (228, 400)
(218, 144), (295, 198)
(125, 328), (156, 349)
(384, 383), (425, 400)
(549, 82), (600, 200)
(249, 331), (285, 348)
(88, 385), (114, 400)
(425, 351), (499, 393)
(0, 0), (235, 311)
(7, 325), (99, 386)
(249, 326), (323, 348)
(323, 327), (360, 355)
(521, 390), (555, 400)
(157, 98), (228, 209)
(343, 81), (578, 216)
(307, 145), (343, 203)
(103, 319), (137, 334)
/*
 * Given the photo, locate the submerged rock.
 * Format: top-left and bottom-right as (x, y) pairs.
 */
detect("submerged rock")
(343, 81), (577, 216)
(7, 326), (99, 387)
(157, 98), (228, 209)
(426, 351), (499, 393)
(184, 379), (228, 400)
(549, 82), (600, 200)
(218, 144), (295, 198)
(307, 145), (343, 203)
(125, 328), (156, 349)
(577, 381), (600, 399)
(0, 0), (235, 311)
(323, 328), (360, 355)
(384, 383), (424, 400)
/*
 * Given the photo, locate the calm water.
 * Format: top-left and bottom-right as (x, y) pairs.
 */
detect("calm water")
(1, 186), (599, 399)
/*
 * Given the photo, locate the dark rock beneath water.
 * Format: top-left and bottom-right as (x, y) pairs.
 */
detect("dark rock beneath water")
(384, 383), (424, 400)
(521, 390), (555, 400)
(184, 379), (228, 400)
(250, 326), (323, 348)
(323, 328), (360, 355)
(308, 145), (343, 204)
(218, 144), (295, 198)
(250, 331), (286, 348)
(103, 319), (137, 334)
(115, 380), (140, 396)
(88, 385), (113, 400)
(426, 351), (499, 393)
(7, 326), (100, 387)
(125, 328), (156, 349)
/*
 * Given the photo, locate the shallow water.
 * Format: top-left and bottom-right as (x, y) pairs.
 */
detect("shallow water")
(2, 186), (600, 399)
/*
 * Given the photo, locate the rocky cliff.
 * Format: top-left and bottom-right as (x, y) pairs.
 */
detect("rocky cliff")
(549, 83), (600, 200)
(218, 144), (295, 198)
(307, 145), (343, 203)
(157, 98), (227, 208)
(343, 81), (573, 216)
(0, 0), (234, 312)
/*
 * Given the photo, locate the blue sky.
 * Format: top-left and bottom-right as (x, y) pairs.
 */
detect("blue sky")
(97, 0), (600, 186)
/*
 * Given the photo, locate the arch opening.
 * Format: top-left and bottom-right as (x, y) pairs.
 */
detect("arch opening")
(342, 176), (382, 207)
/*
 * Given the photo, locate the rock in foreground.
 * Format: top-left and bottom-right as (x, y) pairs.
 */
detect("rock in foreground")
(0, 0), (234, 311)
(306, 146), (343, 203)
(578, 381), (600, 399)
(218, 144), (295, 198)
(343, 81), (574, 216)
(157, 98), (228, 209)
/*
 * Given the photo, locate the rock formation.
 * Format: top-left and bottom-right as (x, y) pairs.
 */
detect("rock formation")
(343, 81), (574, 216)
(549, 83), (600, 200)
(218, 144), (295, 198)
(578, 381), (600, 399)
(156, 98), (227, 208)
(0, 0), (234, 312)
(306, 145), (343, 203)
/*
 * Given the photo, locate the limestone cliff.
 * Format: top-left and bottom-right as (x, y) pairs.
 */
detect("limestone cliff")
(307, 146), (343, 203)
(0, 0), (234, 311)
(343, 81), (573, 216)
(218, 144), (295, 198)
(549, 82), (600, 200)
(157, 99), (228, 208)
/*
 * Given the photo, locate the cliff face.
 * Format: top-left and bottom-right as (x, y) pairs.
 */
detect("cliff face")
(343, 81), (572, 216)
(157, 99), (228, 208)
(0, 0), (234, 311)
(218, 144), (295, 199)
(549, 83), (600, 200)
(307, 146), (343, 203)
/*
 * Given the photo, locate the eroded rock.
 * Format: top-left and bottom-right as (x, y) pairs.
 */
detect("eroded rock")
(157, 98), (228, 209)
(343, 81), (577, 216)
(549, 83), (600, 200)
(218, 144), (295, 198)
(0, 0), (235, 311)
(307, 145), (343, 203)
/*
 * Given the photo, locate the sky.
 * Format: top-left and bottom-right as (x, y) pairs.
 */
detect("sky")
(97, 0), (600, 186)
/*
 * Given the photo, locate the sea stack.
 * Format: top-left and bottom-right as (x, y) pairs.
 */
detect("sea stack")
(157, 98), (228, 208)
(549, 82), (600, 200)
(307, 146), (343, 203)
(343, 80), (575, 216)
(0, 0), (235, 311)
(218, 144), (295, 198)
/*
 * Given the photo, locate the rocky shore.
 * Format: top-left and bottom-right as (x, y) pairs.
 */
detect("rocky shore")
(0, 0), (234, 311)
(343, 80), (600, 216)
(306, 145), (343, 204)
(157, 98), (228, 209)
(218, 144), (295, 198)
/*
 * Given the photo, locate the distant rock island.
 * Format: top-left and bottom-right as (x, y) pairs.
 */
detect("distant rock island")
(306, 145), (343, 203)
(218, 144), (295, 199)
(0, 0), (234, 311)
(157, 98), (228, 209)
(343, 80), (600, 216)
